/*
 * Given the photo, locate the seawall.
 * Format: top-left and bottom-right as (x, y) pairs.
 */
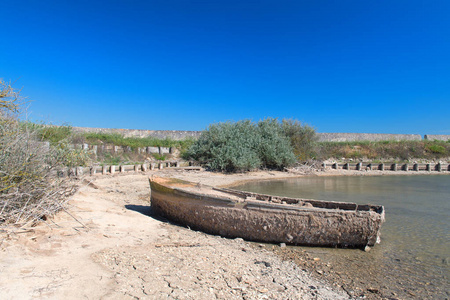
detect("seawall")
(72, 126), (450, 142)
(316, 133), (422, 142)
(72, 126), (202, 140)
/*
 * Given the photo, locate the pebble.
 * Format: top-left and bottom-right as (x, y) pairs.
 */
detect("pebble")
(93, 223), (347, 300)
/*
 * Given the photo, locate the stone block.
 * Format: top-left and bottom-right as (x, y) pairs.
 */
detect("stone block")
(147, 147), (159, 154)
(160, 147), (170, 154)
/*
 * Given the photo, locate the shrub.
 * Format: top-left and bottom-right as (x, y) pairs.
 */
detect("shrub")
(426, 143), (446, 154)
(281, 119), (318, 161)
(257, 118), (296, 168)
(80, 132), (195, 152)
(187, 120), (261, 172)
(186, 119), (296, 172)
(317, 140), (450, 161)
(0, 80), (78, 227)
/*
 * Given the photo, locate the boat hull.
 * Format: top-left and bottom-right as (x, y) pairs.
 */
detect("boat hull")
(150, 177), (385, 248)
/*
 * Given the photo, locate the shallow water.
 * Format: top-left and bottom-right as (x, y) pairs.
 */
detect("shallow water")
(235, 175), (450, 298)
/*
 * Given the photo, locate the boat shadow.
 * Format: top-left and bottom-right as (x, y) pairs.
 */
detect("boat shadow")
(124, 204), (172, 223)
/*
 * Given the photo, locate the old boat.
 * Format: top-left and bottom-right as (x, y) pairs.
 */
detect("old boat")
(149, 176), (385, 248)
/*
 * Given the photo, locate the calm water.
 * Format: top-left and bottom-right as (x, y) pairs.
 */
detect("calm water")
(235, 175), (449, 298)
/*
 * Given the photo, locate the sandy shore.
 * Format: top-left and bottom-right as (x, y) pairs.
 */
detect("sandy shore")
(0, 168), (447, 299)
(0, 169), (348, 299)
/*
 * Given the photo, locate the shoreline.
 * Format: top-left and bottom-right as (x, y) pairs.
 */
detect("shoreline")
(0, 168), (447, 299)
(0, 170), (348, 299)
(168, 167), (450, 189)
(159, 168), (449, 299)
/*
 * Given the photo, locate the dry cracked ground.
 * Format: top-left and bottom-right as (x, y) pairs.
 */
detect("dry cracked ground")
(0, 171), (348, 299)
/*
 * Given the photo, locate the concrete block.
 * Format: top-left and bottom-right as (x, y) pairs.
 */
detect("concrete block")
(160, 147), (170, 154)
(147, 147), (159, 154)
(69, 168), (76, 176)
(57, 168), (68, 177)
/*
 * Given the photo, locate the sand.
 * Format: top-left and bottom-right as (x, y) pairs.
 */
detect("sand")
(1, 167), (447, 299)
(0, 169), (348, 299)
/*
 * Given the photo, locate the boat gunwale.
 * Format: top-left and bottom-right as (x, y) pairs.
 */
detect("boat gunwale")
(150, 177), (385, 215)
(214, 186), (384, 214)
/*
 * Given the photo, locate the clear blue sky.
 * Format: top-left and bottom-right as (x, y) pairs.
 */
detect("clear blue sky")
(1, 0), (449, 134)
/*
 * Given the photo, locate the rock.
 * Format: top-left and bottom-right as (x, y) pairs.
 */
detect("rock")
(280, 243), (286, 248)
(286, 234), (293, 242)
(364, 245), (371, 252)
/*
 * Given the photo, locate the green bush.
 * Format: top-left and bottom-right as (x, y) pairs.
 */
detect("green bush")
(317, 140), (450, 161)
(281, 119), (318, 161)
(20, 122), (74, 145)
(426, 143), (447, 154)
(186, 119), (296, 172)
(187, 120), (260, 172)
(257, 118), (296, 168)
(81, 132), (194, 151)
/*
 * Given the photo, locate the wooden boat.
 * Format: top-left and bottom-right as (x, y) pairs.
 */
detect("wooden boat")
(149, 176), (385, 248)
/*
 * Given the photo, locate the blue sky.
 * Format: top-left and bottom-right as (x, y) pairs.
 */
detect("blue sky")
(1, 0), (449, 134)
